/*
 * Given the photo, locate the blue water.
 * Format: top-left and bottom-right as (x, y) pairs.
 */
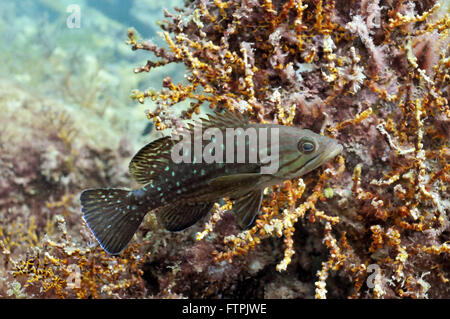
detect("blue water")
(0, 0), (185, 118)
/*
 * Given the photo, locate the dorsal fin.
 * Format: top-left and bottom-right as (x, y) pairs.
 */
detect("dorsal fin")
(129, 110), (250, 185)
(201, 110), (250, 130)
(129, 136), (174, 184)
(178, 110), (250, 136)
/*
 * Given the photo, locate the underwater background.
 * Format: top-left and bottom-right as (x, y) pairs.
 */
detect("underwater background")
(0, 0), (448, 298)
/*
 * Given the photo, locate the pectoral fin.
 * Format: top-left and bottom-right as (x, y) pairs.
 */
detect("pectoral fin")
(233, 190), (263, 229)
(209, 173), (269, 198)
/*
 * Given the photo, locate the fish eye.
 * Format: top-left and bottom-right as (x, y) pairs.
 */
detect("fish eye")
(298, 139), (315, 154)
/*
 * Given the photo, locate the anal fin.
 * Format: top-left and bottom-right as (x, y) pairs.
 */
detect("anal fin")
(233, 190), (263, 229)
(156, 202), (214, 232)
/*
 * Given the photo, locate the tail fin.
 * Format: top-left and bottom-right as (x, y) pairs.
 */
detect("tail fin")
(80, 188), (147, 254)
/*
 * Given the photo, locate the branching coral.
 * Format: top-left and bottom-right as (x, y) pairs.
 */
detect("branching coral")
(5, 215), (149, 298)
(9, 215), (148, 298)
(210, 155), (344, 272)
(0, 78), (145, 298)
(128, 0), (449, 298)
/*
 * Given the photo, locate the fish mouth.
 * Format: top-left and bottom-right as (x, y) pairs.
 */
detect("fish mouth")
(297, 142), (343, 176)
(302, 153), (320, 170)
(323, 142), (343, 162)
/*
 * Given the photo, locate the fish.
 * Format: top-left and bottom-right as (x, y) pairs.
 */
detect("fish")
(80, 111), (343, 254)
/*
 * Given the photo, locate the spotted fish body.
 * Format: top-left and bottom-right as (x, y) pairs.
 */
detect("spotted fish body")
(80, 112), (342, 254)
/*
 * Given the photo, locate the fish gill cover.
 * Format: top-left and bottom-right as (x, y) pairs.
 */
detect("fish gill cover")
(0, 0), (449, 299)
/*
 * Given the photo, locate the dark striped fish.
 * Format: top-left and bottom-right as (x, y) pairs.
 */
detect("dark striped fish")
(80, 111), (342, 254)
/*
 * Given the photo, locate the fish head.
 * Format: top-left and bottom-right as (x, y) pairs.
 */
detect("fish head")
(274, 127), (343, 179)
